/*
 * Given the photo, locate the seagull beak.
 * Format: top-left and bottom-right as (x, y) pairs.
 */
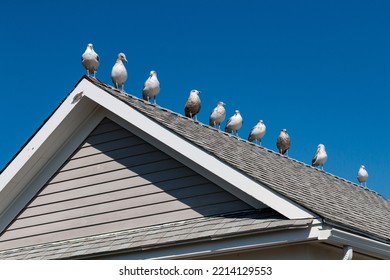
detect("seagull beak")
(124, 58), (128, 63)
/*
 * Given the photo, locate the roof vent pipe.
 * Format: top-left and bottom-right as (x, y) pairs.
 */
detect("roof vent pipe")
(342, 245), (353, 260)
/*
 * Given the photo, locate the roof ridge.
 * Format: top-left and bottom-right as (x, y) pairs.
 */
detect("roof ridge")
(85, 76), (388, 202)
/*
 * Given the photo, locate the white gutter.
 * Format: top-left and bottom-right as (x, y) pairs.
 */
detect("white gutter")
(319, 228), (390, 259)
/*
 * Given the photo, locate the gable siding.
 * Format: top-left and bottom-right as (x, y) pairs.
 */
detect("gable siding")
(0, 118), (253, 251)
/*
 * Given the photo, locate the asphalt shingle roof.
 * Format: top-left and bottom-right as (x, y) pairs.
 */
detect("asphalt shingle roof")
(85, 76), (390, 244)
(0, 209), (311, 259)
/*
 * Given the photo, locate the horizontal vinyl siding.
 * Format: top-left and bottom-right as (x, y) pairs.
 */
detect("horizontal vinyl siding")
(0, 118), (253, 251)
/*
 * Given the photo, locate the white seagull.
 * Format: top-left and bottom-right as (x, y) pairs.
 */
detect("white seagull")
(81, 43), (100, 77)
(276, 128), (291, 155)
(142, 70), (160, 104)
(184, 89), (201, 120)
(225, 110), (243, 136)
(357, 165), (368, 186)
(248, 120), (266, 145)
(312, 144), (328, 169)
(209, 101), (226, 129)
(111, 52), (128, 90)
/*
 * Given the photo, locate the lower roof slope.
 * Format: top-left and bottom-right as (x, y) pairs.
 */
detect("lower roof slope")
(86, 76), (390, 244)
(0, 209), (312, 260)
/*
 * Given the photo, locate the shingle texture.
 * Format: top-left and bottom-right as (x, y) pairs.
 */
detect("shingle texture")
(0, 209), (310, 259)
(86, 76), (390, 244)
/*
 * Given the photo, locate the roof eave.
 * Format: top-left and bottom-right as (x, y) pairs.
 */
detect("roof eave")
(80, 221), (319, 260)
(319, 227), (390, 259)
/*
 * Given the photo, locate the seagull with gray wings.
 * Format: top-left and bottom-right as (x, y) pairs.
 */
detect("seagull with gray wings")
(184, 89), (201, 120)
(225, 110), (243, 136)
(357, 165), (368, 186)
(248, 120), (266, 145)
(142, 70), (160, 104)
(276, 128), (291, 155)
(209, 101), (226, 129)
(81, 43), (100, 77)
(312, 144), (328, 169)
(111, 52), (128, 90)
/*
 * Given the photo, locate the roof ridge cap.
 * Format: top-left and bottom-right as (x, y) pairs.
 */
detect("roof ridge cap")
(83, 76), (389, 202)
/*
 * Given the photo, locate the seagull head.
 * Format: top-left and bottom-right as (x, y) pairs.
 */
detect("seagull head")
(360, 165), (366, 169)
(258, 119), (264, 124)
(217, 101), (226, 107)
(150, 70), (157, 77)
(118, 52), (128, 63)
(282, 128), (287, 133)
(87, 43), (94, 50)
(318, 144), (325, 149)
(191, 89), (201, 95)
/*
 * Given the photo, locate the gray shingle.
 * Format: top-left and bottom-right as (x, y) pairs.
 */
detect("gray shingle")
(0, 209), (309, 259)
(86, 76), (389, 243)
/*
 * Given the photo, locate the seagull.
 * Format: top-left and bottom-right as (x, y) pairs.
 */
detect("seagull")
(225, 110), (243, 136)
(184, 89), (201, 120)
(312, 144), (328, 169)
(276, 128), (291, 155)
(81, 43), (100, 77)
(111, 52), (128, 90)
(248, 120), (266, 145)
(357, 165), (368, 187)
(142, 70), (160, 104)
(209, 101), (226, 129)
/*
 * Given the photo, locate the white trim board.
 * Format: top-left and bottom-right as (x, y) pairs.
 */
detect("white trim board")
(0, 90), (104, 233)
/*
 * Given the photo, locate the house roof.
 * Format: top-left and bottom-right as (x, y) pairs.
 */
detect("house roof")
(83, 76), (389, 244)
(0, 75), (388, 260)
(0, 209), (313, 260)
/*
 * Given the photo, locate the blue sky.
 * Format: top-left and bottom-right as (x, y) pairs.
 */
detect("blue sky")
(0, 1), (389, 199)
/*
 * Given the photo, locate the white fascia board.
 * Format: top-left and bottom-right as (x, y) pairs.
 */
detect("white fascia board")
(0, 85), (105, 233)
(102, 223), (321, 260)
(319, 228), (390, 259)
(80, 79), (314, 219)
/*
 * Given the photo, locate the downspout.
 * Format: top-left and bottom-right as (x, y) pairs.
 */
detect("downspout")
(342, 246), (353, 260)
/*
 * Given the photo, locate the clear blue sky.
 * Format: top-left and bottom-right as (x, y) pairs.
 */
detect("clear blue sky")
(0, 1), (389, 199)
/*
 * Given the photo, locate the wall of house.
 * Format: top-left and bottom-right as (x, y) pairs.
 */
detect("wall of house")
(199, 242), (377, 260)
(0, 118), (253, 251)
